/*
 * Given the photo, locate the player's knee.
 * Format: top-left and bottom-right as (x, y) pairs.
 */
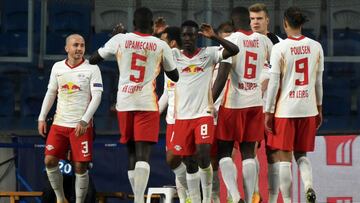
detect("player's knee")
(44, 155), (59, 168)
(166, 152), (182, 169)
(197, 153), (211, 168)
(294, 151), (307, 161)
(183, 156), (198, 173)
(73, 162), (89, 174)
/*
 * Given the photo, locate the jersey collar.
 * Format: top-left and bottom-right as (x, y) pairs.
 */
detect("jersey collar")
(65, 58), (85, 69)
(237, 29), (253, 36)
(182, 48), (202, 59)
(133, 31), (152, 37)
(287, 35), (305, 41)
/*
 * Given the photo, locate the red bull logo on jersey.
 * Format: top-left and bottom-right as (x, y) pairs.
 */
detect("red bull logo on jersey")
(61, 82), (81, 94)
(167, 81), (176, 89)
(181, 65), (204, 74)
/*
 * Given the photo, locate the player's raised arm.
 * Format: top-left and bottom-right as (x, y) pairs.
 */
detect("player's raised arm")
(199, 23), (239, 59)
(89, 51), (104, 65)
(162, 44), (179, 82)
(212, 62), (231, 102)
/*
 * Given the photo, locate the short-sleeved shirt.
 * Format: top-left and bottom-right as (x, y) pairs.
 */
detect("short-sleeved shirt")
(48, 59), (103, 128)
(269, 35), (324, 118)
(221, 30), (272, 109)
(174, 47), (223, 119)
(163, 74), (176, 124)
(98, 32), (176, 111)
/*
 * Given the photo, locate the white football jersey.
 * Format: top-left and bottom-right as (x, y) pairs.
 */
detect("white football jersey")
(98, 32), (176, 111)
(48, 59), (103, 128)
(174, 47), (223, 119)
(269, 35), (324, 117)
(221, 30), (272, 109)
(163, 74), (176, 124)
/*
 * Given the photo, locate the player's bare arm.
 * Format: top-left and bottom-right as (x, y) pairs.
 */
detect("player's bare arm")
(212, 62), (231, 102)
(199, 23), (239, 59)
(165, 69), (179, 82)
(89, 51), (104, 65)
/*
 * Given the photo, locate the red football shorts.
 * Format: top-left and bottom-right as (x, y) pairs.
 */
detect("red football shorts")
(266, 116), (317, 152)
(117, 111), (160, 144)
(165, 124), (175, 151)
(172, 116), (214, 156)
(45, 124), (94, 162)
(216, 106), (264, 143)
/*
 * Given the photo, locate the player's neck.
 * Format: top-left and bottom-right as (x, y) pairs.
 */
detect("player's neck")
(184, 47), (197, 55)
(134, 28), (152, 35)
(286, 29), (301, 38)
(66, 58), (84, 67)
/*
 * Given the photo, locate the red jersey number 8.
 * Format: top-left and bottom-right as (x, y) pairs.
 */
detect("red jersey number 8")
(244, 51), (257, 79)
(130, 53), (147, 83)
(295, 57), (309, 86)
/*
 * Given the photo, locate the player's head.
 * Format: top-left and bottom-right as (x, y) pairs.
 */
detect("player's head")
(65, 34), (85, 61)
(133, 7), (153, 32)
(161, 26), (182, 48)
(249, 3), (270, 35)
(231, 6), (251, 30)
(217, 21), (234, 38)
(181, 20), (199, 51)
(283, 6), (308, 32)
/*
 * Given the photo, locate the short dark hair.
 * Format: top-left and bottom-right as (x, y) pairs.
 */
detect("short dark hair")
(133, 7), (153, 30)
(231, 6), (250, 27)
(163, 26), (182, 47)
(181, 20), (199, 30)
(249, 3), (269, 17)
(284, 6), (308, 28)
(217, 21), (234, 34)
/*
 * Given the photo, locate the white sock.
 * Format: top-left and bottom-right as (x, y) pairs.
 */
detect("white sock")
(199, 165), (213, 203)
(297, 156), (313, 192)
(242, 158), (257, 203)
(268, 163), (280, 203)
(186, 171), (201, 203)
(219, 157), (241, 202)
(46, 166), (65, 202)
(75, 171), (89, 203)
(176, 177), (187, 203)
(212, 170), (220, 203)
(279, 162), (292, 203)
(134, 161), (150, 203)
(254, 156), (260, 193)
(128, 170), (135, 193)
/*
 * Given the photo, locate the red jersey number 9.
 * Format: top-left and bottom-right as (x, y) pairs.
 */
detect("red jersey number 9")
(244, 51), (258, 79)
(130, 53), (147, 83)
(295, 57), (309, 86)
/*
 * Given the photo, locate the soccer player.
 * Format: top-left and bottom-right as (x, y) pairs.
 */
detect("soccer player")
(264, 6), (323, 203)
(38, 34), (103, 203)
(171, 20), (238, 203)
(158, 26), (190, 203)
(211, 21), (235, 203)
(89, 7), (179, 203)
(249, 3), (282, 202)
(212, 7), (272, 203)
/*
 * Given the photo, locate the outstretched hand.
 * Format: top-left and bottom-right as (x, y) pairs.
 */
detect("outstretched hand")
(199, 23), (216, 39)
(153, 17), (168, 35)
(111, 23), (126, 36)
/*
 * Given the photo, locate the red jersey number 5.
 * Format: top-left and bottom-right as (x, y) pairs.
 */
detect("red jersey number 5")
(295, 57), (309, 86)
(130, 53), (147, 83)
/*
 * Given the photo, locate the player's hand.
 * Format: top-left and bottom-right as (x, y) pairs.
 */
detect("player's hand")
(264, 112), (274, 134)
(38, 120), (47, 138)
(199, 23), (216, 39)
(111, 23), (125, 36)
(153, 17), (167, 35)
(75, 120), (88, 137)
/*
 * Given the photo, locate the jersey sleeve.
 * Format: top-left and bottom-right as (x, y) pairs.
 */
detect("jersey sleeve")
(161, 42), (176, 72)
(208, 46), (224, 64)
(269, 44), (282, 74)
(90, 65), (104, 92)
(98, 34), (122, 59)
(47, 64), (58, 91)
